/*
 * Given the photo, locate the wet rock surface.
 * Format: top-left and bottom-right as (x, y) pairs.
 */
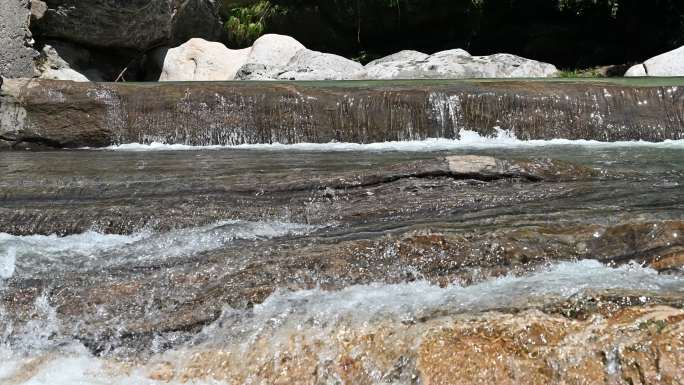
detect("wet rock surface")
(0, 147), (682, 367)
(142, 306), (683, 385)
(1, 78), (683, 149)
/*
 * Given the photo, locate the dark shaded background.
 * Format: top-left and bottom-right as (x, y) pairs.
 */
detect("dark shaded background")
(255, 0), (684, 68)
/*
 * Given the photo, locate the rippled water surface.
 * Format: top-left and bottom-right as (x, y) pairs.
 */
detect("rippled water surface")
(1, 139), (683, 384)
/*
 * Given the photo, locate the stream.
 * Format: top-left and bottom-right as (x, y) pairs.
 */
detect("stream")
(1, 137), (683, 384)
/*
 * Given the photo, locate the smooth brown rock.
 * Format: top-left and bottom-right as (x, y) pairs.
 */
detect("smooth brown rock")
(1, 78), (683, 149)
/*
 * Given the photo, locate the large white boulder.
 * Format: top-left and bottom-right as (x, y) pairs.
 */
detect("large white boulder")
(246, 34), (305, 67)
(157, 38), (250, 81)
(277, 49), (366, 80)
(363, 49), (558, 79)
(364, 50), (430, 79)
(625, 46), (684, 77)
(624, 64), (647, 77)
(155, 35), (557, 81)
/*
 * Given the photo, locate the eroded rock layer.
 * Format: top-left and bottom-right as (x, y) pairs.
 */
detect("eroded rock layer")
(1, 78), (683, 149)
(0, 143), (682, 384)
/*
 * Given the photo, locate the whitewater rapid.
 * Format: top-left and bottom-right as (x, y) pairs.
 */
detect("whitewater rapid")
(100, 129), (684, 152)
(1, 259), (682, 385)
(0, 221), (319, 278)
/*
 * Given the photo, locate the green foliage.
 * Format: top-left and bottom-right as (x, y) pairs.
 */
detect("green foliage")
(558, 68), (605, 78)
(223, 1), (280, 47)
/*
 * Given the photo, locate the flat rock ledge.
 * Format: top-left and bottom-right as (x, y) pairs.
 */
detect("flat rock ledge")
(1, 78), (683, 149)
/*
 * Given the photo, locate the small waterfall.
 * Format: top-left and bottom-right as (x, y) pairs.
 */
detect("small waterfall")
(2, 79), (683, 149)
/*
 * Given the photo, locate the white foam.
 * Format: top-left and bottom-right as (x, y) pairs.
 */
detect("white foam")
(0, 247), (15, 280)
(195, 260), (683, 343)
(0, 349), (164, 385)
(1, 260), (681, 385)
(100, 129), (684, 152)
(0, 231), (146, 276)
(0, 231), (147, 258)
(0, 220), (319, 275)
(113, 220), (318, 263)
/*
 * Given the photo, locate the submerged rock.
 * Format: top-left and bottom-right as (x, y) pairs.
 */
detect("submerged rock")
(625, 45), (684, 77)
(152, 307), (683, 385)
(364, 49), (559, 79)
(156, 38), (250, 81)
(0, 145), (682, 372)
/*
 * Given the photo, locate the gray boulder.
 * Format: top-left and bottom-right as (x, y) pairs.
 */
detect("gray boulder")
(277, 49), (365, 80)
(31, 0), (223, 52)
(625, 46), (684, 77)
(0, 0), (39, 78)
(235, 63), (285, 81)
(363, 49), (558, 79)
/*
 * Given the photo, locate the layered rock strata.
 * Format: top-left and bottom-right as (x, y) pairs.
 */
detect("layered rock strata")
(1, 78), (683, 150)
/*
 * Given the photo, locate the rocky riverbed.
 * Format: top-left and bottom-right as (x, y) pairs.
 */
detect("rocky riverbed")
(1, 1), (683, 383)
(1, 142), (682, 384)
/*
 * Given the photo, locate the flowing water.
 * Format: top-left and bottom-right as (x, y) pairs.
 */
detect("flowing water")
(1, 135), (683, 384)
